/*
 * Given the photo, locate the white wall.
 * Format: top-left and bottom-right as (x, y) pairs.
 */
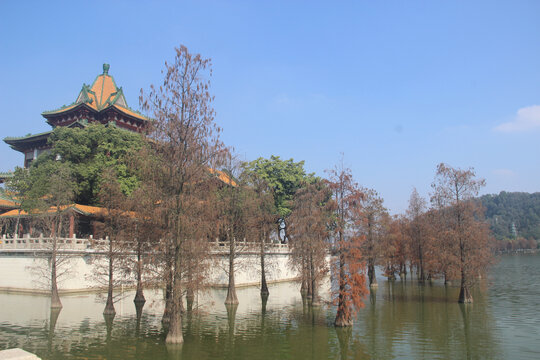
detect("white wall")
(0, 252), (299, 293)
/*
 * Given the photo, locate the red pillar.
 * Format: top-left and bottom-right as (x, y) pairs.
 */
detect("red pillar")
(69, 214), (75, 238)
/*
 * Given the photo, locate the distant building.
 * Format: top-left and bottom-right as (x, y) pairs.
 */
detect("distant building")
(3, 64), (149, 169)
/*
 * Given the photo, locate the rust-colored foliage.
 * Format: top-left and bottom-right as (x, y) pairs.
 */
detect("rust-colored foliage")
(431, 163), (495, 303)
(139, 45), (225, 344)
(240, 167), (275, 296)
(289, 179), (332, 303)
(356, 187), (388, 287)
(380, 215), (408, 280)
(327, 164), (369, 326)
(215, 156), (264, 305)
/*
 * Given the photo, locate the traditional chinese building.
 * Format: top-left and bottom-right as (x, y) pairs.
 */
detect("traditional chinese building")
(3, 64), (149, 169)
(0, 64), (236, 238)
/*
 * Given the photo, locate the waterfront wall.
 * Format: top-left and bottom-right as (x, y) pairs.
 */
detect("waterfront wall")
(0, 238), (298, 294)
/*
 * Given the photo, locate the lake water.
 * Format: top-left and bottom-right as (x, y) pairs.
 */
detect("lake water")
(0, 254), (539, 359)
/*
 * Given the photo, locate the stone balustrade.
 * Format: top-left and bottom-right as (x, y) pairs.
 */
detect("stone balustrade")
(0, 234), (289, 254)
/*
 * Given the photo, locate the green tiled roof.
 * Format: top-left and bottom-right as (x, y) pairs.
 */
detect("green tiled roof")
(3, 130), (53, 142)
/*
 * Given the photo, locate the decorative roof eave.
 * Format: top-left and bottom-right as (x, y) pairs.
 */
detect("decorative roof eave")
(0, 203), (136, 219)
(0, 172), (14, 177)
(0, 191), (19, 208)
(0, 204), (102, 219)
(41, 102), (94, 119)
(0, 172), (15, 185)
(42, 101), (149, 123)
(0, 199), (19, 209)
(3, 131), (53, 152)
(109, 104), (150, 122)
(4, 130), (53, 143)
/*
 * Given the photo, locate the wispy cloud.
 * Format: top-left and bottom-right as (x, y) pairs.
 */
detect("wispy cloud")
(494, 105), (540, 132)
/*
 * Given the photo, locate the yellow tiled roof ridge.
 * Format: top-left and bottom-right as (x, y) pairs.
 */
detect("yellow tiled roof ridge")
(41, 64), (149, 122)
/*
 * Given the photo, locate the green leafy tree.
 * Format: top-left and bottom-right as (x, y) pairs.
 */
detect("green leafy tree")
(38, 123), (143, 205)
(244, 156), (317, 242)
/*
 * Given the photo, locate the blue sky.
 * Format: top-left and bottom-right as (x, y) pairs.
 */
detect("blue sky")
(1, 1), (539, 213)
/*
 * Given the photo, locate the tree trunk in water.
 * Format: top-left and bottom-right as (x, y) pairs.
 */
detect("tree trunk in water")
(458, 271), (473, 303)
(306, 263), (313, 300)
(418, 243), (425, 283)
(103, 244), (115, 316)
(300, 257), (308, 296)
(419, 266), (425, 283)
(458, 236), (473, 303)
(300, 277), (308, 296)
(310, 254), (320, 306)
(162, 264), (173, 325)
(368, 263), (378, 288)
(165, 245), (184, 344)
(50, 259), (62, 309)
(134, 243), (145, 304)
(260, 236), (269, 296)
(225, 237), (239, 305)
(186, 287), (195, 312)
(50, 232), (62, 309)
(335, 252), (352, 327)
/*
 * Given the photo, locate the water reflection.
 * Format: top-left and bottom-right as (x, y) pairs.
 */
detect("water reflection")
(0, 255), (539, 359)
(47, 308), (61, 355)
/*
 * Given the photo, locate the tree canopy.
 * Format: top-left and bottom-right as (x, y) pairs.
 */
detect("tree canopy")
(33, 124), (143, 205)
(243, 155), (317, 241)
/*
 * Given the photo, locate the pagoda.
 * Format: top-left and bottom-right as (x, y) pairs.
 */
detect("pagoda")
(3, 64), (149, 168)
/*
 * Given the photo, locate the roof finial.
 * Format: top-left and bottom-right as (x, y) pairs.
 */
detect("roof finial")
(103, 63), (110, 75)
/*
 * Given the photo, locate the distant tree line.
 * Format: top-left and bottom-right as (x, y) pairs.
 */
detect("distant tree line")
(480, 192), (540, 248)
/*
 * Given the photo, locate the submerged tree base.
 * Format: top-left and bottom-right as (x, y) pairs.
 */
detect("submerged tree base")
(103, 302), (116, 316)
(225, 285), (239, 305)
(334, 317), (353, 327)
(224, 297), (239, 305)
(103, 308), (116, 316)
(458, 286), (473, 303)
(50, 298), (63, 310)
(165, 333), (184, 344)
